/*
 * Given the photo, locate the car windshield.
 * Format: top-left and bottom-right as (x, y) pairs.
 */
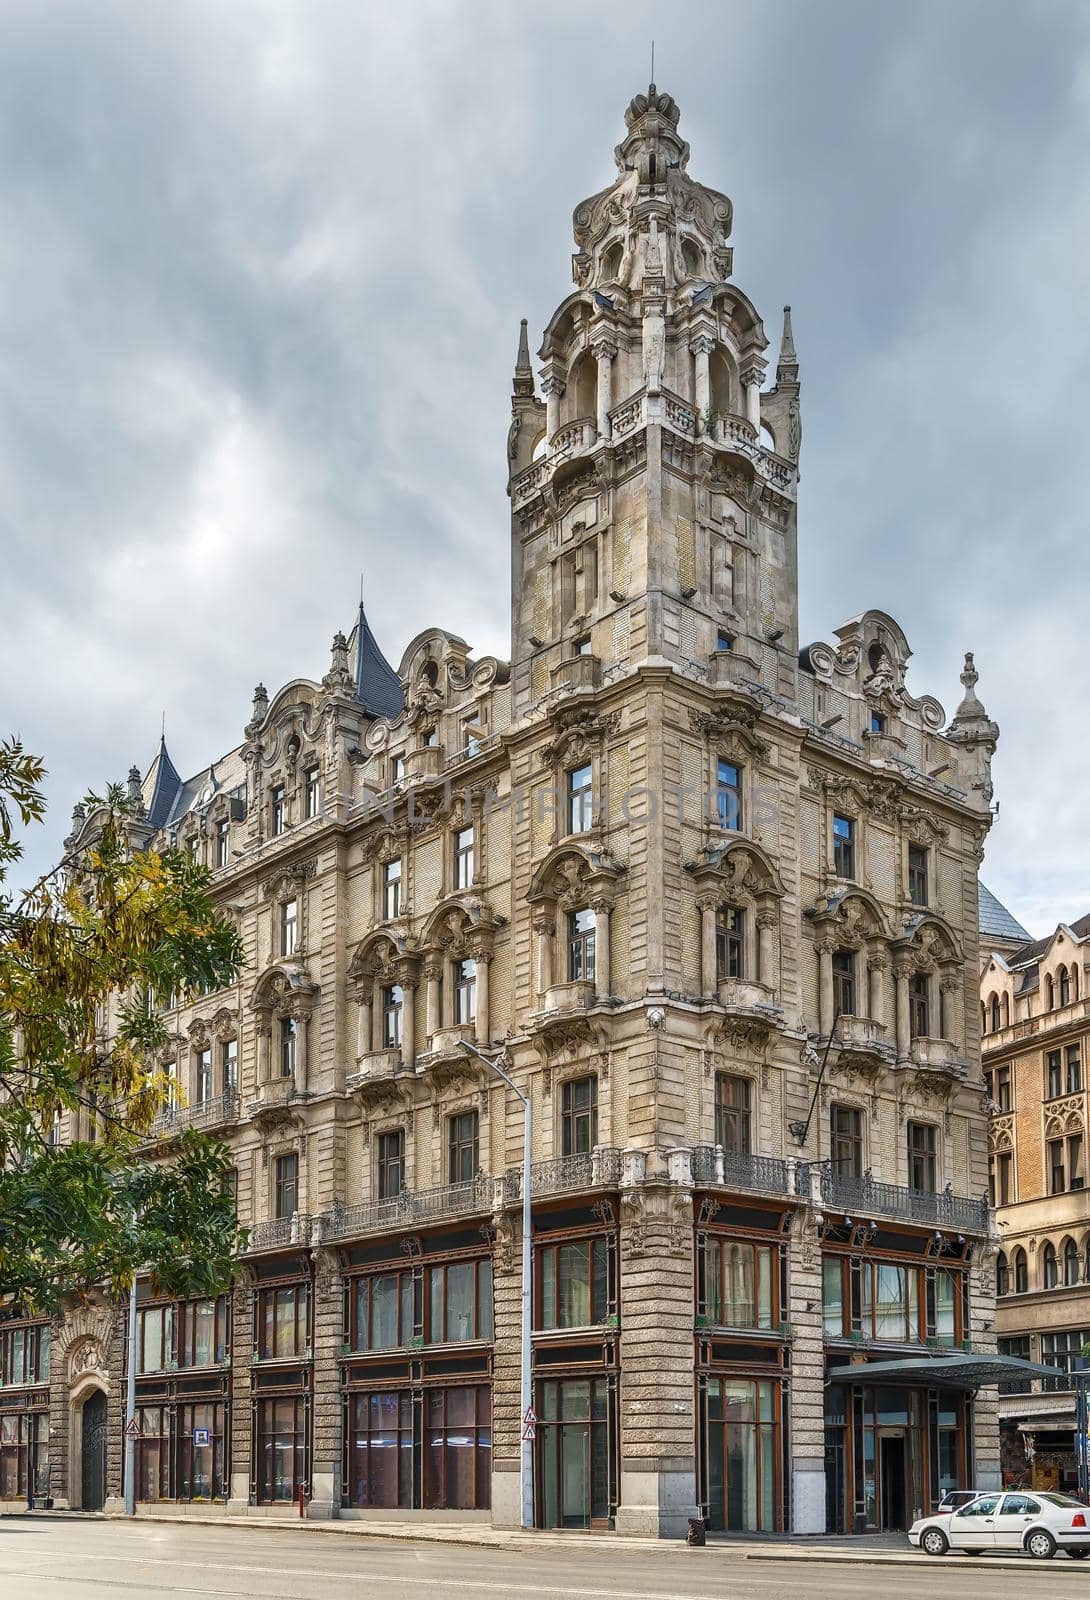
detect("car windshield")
(1038, 1492), (1086, 1508)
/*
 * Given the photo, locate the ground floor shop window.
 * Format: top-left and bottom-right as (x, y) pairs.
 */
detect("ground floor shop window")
(256, 1396), (308, 1503)
(345, 1385), (491, 1511)
(702, 1377), (780, 1532)
(538, 1376), (614, 1530)
(823, 1383), (967, 1533)
(0, 1410), (49, 1499)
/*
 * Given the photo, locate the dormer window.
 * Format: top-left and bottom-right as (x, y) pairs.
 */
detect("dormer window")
(270, 785), (286, 838)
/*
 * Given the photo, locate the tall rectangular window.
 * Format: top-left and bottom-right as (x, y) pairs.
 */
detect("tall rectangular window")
(830, 1104), (863, 1177)
(539, 1239), (610, 1329)
(908, 972), (930, 1039)
(454, 958), (477, 1025)
(257, 1283), (309, 1360)
(715, 907), (744, 981)
(221, 1037), (238, 1095)
(831, 949), (856, 1017)
(1048, 1050), (1062, 1099)
(1068, 1045), (1083, 1094)
(215, 819), (230, 869)
(279, 1016), (297, 1078)
(195, 1047), (212, 1106)
(270, 785), (286, 837)
(561, 1076), (598, 1155)
(382, 985), (403, 1049)
(304, 766), (319, 819)
(376, 1130), (405, 1200)
(567, 764), (593, 835)
(995, 1065), (1011, 1112)
(567, 908), (596, 983)
(281, 898), (298, 958)
(454, 825), (474, 890)
(716, 759), (742, 831)
(448, 1111), (479, 1185)
(382, 859), (402, 920)
(907, 1121), (937, 1194)
(907, 844), (928, 906)
(1049, 1137), (1067, 1194)
(832, 814), (855, 878)
(274, 1153), (298, 1220)
(715, 1073), (752, 1154)
(989, 1151), (1012, 1206)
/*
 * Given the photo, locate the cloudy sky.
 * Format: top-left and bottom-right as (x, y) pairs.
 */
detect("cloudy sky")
(3, 0), (1088, 936)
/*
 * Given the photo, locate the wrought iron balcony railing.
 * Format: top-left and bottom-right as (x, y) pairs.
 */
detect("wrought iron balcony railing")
(322, 1174), (493, 1240)
(246, 1213), (314, 1252)
(503, 1147), (624, 1204)
(691, 1145), (806, 1198)
(817, 1166), (991, 1234)
(147, 1091), (240, 1138)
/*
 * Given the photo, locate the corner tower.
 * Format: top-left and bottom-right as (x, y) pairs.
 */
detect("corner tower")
(508, 85), (801, 716)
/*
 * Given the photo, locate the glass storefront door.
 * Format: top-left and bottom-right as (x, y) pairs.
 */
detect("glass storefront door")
(825, 1383), (967, 1532)
(538, 1377), (612, 1529)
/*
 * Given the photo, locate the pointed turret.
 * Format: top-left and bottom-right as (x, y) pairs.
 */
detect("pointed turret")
(351, 601), (404, 720)
(948, 651), (999, 805)
(513, 318), (534, 399)
(777, 304), (798, 385)
(142, 735), (183, 832)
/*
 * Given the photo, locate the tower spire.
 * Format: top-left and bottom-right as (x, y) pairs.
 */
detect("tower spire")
(777, 304), (798, 385)
(513, 318), (534, 398)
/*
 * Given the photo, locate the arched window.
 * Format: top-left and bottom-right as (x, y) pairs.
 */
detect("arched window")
(709, 350), (735, 418)
(1060, 966), (1072, 1007)
(1064, 1237), (1081, 1286)
(1002, 993), (1010, 1027)
(996, 1251), (1009, 1297)
(570, 351), (597, 422)
(989, 995), (1001, 1033)
(602, 240), (623, 283)
(1043, 1241), (1059, 1289)
(1014, 1248), (1028, 1294)
(1045, 972), (1055, 1010)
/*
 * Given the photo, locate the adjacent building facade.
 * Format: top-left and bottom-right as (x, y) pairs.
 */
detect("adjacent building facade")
(2, 85), (1003, 1537)
(983, 911), (1090, 1493)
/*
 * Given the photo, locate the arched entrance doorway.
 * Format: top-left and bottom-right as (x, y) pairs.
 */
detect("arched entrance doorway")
(80, 1390), (107, 1512)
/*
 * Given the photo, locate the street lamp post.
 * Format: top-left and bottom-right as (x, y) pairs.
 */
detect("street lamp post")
(459, 1039), (533, 1530)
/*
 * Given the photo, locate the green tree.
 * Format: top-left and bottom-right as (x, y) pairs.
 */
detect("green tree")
(0, 738), (246, 1312)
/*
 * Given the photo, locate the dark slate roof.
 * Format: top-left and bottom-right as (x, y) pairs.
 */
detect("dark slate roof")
(1009, 910), (1090, 967)
(978, 882), (1032, 945)
(353, 603), (404, 719)
(142, 736), (183, 832)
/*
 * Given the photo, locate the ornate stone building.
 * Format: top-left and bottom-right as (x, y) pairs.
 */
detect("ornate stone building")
(2, 85), (1005, 1537)
(983, 911), (1090, 1492)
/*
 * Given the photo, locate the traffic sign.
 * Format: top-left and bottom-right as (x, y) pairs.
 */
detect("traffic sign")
(193, 1428), (211, 1447)
(521, 1406), (537, 1442)
(123, 1417), (141, 1441)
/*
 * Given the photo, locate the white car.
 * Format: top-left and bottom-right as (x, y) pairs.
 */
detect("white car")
(909, 1489), (1090, 1559)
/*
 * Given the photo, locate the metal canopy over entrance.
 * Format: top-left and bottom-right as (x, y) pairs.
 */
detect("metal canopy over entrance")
(826, 1352), (1057, 1390)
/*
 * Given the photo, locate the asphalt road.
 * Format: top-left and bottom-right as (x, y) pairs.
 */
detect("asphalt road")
(3, 1518), (1090, 1600)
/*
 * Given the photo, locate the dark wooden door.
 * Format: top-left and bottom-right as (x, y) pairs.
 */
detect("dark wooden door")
(81, 1390), (107, 1511)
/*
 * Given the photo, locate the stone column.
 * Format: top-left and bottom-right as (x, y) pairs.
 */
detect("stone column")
(592, 898), (612, 1001)
(295, 1011), (308, 1086)
(741, 364), (763, 431)
(817, 941), (834, 1037)
(371, 976), (383, 1051)
(541, 374), (565, 447)
(699, 899), (717, 997)
(868, 952), (888, 1029)
(425, 958), (443, 1040)
(257, 1019), (270, 1083)
(690, 334), (715, 432)
(474, 951), (491, 1045)
(941, 971), (961, 1051)
(894, 961), (912, 1061)
(533, 911), (554, 1000)
(592, 337), (617, 440)
(355, 992), (370, 1062)
(399, 971), (417, 1071)
(756, 907), (778, 993)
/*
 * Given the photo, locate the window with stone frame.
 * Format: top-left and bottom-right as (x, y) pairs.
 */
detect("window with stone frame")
(1049, 1134), (1084, 1195)
(448, 1110), (479, 1184)
(993, 1065), (1011, 1112)
(560, 1075), (598, 1155)
(453, 824), (474, 891)
(715, 906), (744, 982)
(270, 783), (286, 837)
(1047, 1050), (1063, 1099)
(567, 907), (596, 983)
(906, 1120), (937, 1193)
(279, 1016), (297, 1077)
(1042, 1242), (1059, 1289)
(221, 1036), (238, 1094)
(567, 763), (594, 835)
(832, 813), (855, 879)
(1064, 1238), (1081, 1286)
(831, 948), (856, 1018)
(908, 972), (930, 1039)
(716, 758), (743, 832)
(195, 1045), (212, 1106)
(989, 1150), (1012, 1206)
(714, 1073), (752, 1154)
(215, 818), (230, 869)
(304, 765), (320, 820)
(280, 896), (298, 959)
(907, 843), (928, 907)
(274, 1152), (299, 1220)
(454, 958), (477, 1025)
(382, 858), (402, 921)
(376, 1129), (405, 1199)
(1067, 1044), (1083, 1094)
(1013, 1249), (1028, 1294)
(830, 1104), (863, 1177)
(381, 984), (403, 1049)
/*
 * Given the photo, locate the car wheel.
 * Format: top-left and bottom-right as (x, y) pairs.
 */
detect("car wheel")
(963, 1549), (984, 1556)
(1026, 1529), (1056, 1560)
(1067, 1549), (1089, 1560)
(921, 1528), (949, 1556)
